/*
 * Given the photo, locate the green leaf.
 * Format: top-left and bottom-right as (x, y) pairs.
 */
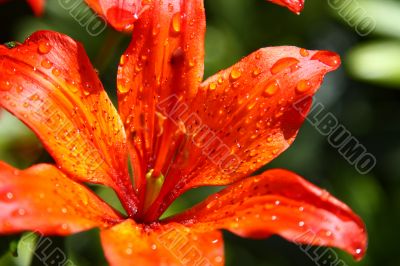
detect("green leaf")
(346, 41), (400, 87)
(0, 233), (38, 266)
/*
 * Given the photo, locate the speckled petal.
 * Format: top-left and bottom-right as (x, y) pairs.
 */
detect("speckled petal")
(0, 161), (122, 235)
(116, 0), (205, 206)
(84, 0), (149, 31)
(0, 30), (138, 216)
(144, 47), (340, 221)
(169, 169), (367, 260)
(101, 219), (223, 266)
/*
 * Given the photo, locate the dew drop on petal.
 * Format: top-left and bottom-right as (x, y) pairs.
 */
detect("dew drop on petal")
(252, 68), (261, 77)
(6, 192), (14, 200)
(263, 80), (280, 97)
(296, 79), (312, 93)
(311, 51), (340, 68)
(41, 59), (53, 69)
(125, 247), (133, 255)
(209, 82), (217, 90)
(38, 40), (52, 54)
(0, 81), (11, 91)
(299, 48), (309, 57)
(18, 208), (26, 216)
(230, 68), (242, 80)
(117, 83), (130, 94)
(271, 57), (300, 74)
(16, 86), (24, 93)
(52, 68), (61, 77)
(171, 12), (181, 33)
(215, 256), (223, 263)
(120, 55), (127, 66)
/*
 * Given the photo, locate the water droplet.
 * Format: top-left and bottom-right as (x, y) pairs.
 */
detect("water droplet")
(171, 12), (181, 33)
(299, 48), (309, 57)
(209, 82), (217, 90)
(38, 40), (52, 54)
(271, 215), (277, 221)
(125, 247), (133, 255)
(252, 68), (261, 77)
(206, 201), (217, 209)
(52, 68), (61, 77)
(275, 200), (280, 206)
(18, 208), (26, 216)
(61, 207), (68, 214)
(263, 80), (280, 96)
(118, 83), (130, 94)
(29, 94), (40, 101)
(16, 86), (24, 93)
(0, 81), (11, 91)
(296, 79), (312, 93)
(320, 189), (330, 200)
(311, 51), (340, 68)
(298, 221), (305, 227)
(151, 244), (157, 250)
(41, 59), (52, 69)
(215, 256), (223, 263)
(271, 57), (300, 74)
(230, 68), (242, 81)
(83, 82), (92, 96)
(120, 55), (127, 66)
(6, 192), (13, 200)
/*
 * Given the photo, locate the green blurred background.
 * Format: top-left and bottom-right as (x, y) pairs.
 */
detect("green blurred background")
(0, 0), (399, 265)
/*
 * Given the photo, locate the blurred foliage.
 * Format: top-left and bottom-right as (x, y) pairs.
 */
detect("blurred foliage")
(0, 0), (399, 265)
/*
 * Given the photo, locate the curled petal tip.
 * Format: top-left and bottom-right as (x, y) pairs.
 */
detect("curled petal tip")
(310, 50), (341, 70)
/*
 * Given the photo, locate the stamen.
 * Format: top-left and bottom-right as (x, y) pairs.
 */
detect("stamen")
(143, 169), (165, 212)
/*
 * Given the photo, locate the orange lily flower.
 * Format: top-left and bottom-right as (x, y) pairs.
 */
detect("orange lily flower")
(0, 0), (44, 15)
(0, 0), (366, 265)
(84, 0), (305, 31)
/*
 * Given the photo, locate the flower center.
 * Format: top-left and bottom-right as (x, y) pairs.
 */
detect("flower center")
(143, 169), (165, 213)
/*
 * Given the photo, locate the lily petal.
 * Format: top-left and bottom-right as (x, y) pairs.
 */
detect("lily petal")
(117, 0), (205, 202)
(27, 0), (45, 16)
(101, 219), (223, 266)
(268, 0), (305, 14)
(84, 0), (149, 31)
(145, 47), (340, 220)
(0, 161), (122, 235)
(0, 30), (138, 216)
(169, 169), (367, 260)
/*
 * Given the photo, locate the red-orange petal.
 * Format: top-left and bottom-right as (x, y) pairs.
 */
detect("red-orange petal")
(84, 0), (149, 32)
(26, 0), (45, 16)
(268, 0), (305, 14)
(0, 161), (122, 235)
(117, 0), (205, 205)
(0, 30), (138, 216)
(144, 47), (340, 221)
(101, 219), (223, 266)
(169, 169), (367, 260)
